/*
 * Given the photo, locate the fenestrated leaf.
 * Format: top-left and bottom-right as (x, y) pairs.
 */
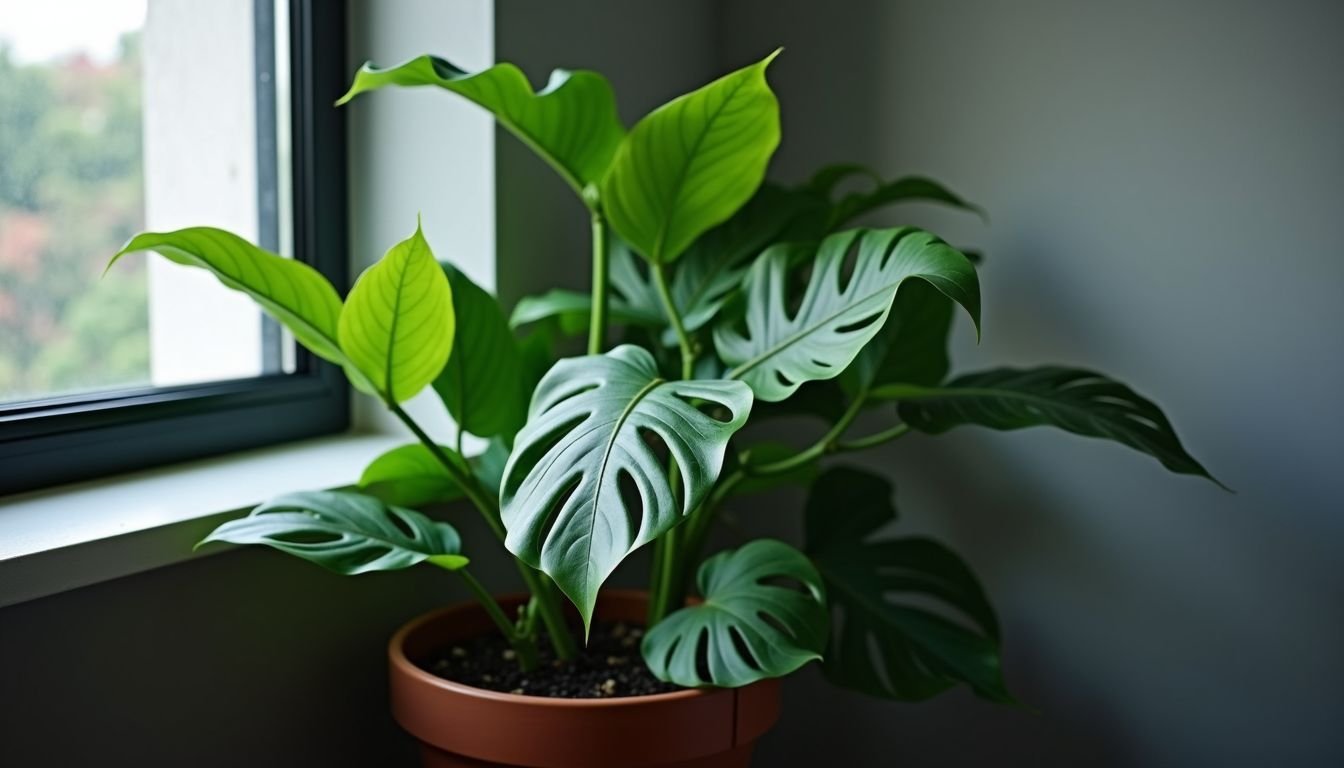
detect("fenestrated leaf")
(339, 222), (454, 403)
(338, 57), (623, 195)
(500, 345), (753, 629)
(804, 467), (1011, 702)
(642, 539), (828, 688)
(434, 264), (524, 439)
(109, 227), (345, 364)
(715, 227), (981, 402)
(603, 51), (781, 264)
(200, 490), (468, 575)
(358, 443), (467, 508)
(605, 184), (830, 344)
(879, 367), (1219, 483)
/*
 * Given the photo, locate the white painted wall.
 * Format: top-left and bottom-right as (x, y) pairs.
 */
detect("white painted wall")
(143, 0), (264, 385)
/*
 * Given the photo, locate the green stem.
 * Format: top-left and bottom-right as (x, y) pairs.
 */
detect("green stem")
(386, 401), (577, 660)
(587, 212), (608, 355)
(745, 393), (867, 477)
(835, 422), (911, 452)
(458, 568), (538, 672)
(651, 262), (694, 380)
(670, 466), (746, 607)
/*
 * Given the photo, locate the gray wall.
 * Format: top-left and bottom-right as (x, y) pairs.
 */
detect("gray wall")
(2, 2), (1340, 767)
(713, 1), (1344, 766)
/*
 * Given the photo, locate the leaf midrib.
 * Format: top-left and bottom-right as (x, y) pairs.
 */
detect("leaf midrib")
(580, 376), (666, 594)
(650, 72), (756, 263)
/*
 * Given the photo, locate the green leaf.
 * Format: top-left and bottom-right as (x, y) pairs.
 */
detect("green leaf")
(602, 50), (782, 264)
(433, 263), (524, 439)
(715, 227), (981, 402)
(509, 288), (662, 336)
(841, 279), (956, 396)
(879, 367), (1220, 483)
(806, 167), (985, 229)
(358, 443), (466, 508)
(642, 539), (828, 688)
(804, 467), (1011, 702)
(500, 345), (753, 629)
(200, 491), (466, 575)
(605, 184), (830, 345)
(339, 222), (454, 403)
(109, 227), (344, 364)
(338, 57), (623, 194)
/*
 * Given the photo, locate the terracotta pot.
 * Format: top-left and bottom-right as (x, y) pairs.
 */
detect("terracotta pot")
(389, 589), (781, 767)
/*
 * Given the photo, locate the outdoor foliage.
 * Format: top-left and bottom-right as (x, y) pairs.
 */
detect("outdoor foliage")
(113, 50), (1215, 702)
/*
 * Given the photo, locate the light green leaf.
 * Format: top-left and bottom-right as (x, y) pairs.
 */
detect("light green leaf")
(880, 367), (1220, 484)
(339, 222), (454, 403)
(200, 490), (466, 575)
(642, 539), (828, 688)
(338, 57), (623, 194)
(500, 345), (753, 630)
(109, 227), (344, 364)
(715, 227), (981, 402)
(804, 467), (1011, 702)
(434, 263), (524, 439)
(358, 442), (466, 508)
(602, 50), (782, 264)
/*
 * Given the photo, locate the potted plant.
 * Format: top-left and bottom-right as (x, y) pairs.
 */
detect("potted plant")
(109, 50), (1216, 767)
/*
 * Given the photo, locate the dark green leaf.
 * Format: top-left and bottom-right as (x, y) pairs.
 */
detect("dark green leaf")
(200, 491), (467, 575)
(339, 222), (454, 402)
(603, 51), (781, 264)
(339, 57), (623, 194)
(882, 367), (1219, 483)
(434, 263), (524, 439)
(500, 345), (753, 629)
(715, 228), (980, 402)
(642, 539), (828, 687)
(826, 173), (986, 229)
(358, 443), (466, 508)
(804, 467), (1010, 702)
(841, 279), (956, 396)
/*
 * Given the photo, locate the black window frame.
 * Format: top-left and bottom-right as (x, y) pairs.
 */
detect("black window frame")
(0, 0), (349, 495)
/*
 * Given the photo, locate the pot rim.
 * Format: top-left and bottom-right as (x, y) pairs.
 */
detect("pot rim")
(389, 588), (718, 709)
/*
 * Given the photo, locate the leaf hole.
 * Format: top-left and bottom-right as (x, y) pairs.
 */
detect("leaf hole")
(638, 426), (671, 464)
(615, 469), (644, 542)
(774, 370), (796, 388)
(537, 474), (583, 546)
(728, 626), (762, 672)
(836, 238), (864, 294)
(834, 310), (883, 336)
(757, 610), (797, 641)
(501, 414), (586, 499)
(694, 627), (713, 684)
(758, 575), (809, 594)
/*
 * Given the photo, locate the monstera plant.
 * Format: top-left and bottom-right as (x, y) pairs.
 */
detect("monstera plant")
(110, 50), (1215, 709)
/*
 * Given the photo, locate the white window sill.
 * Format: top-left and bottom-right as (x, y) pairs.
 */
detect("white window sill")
(0, 430), (407, 608)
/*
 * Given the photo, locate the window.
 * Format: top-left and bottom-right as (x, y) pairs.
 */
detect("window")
(0, 0), (348, 494)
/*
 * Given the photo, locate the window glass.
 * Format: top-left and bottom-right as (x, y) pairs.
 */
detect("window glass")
(0, 0), (291, 405)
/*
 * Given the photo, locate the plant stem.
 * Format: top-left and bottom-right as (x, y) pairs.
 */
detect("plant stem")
(458, 568), (539, 672)
(668, 466), (746, 608)
(745, 393), (867, 477)
(835, 422), (911, 452)
(651, 262), (695, 380)
(386, 401), (577, 660)
(587, 211), (608, 355)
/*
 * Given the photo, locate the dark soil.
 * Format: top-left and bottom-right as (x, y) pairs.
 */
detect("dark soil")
(420, 621), (684, 699)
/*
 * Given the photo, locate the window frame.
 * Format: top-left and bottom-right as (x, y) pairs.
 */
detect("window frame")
(0, 0), (349, 495)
